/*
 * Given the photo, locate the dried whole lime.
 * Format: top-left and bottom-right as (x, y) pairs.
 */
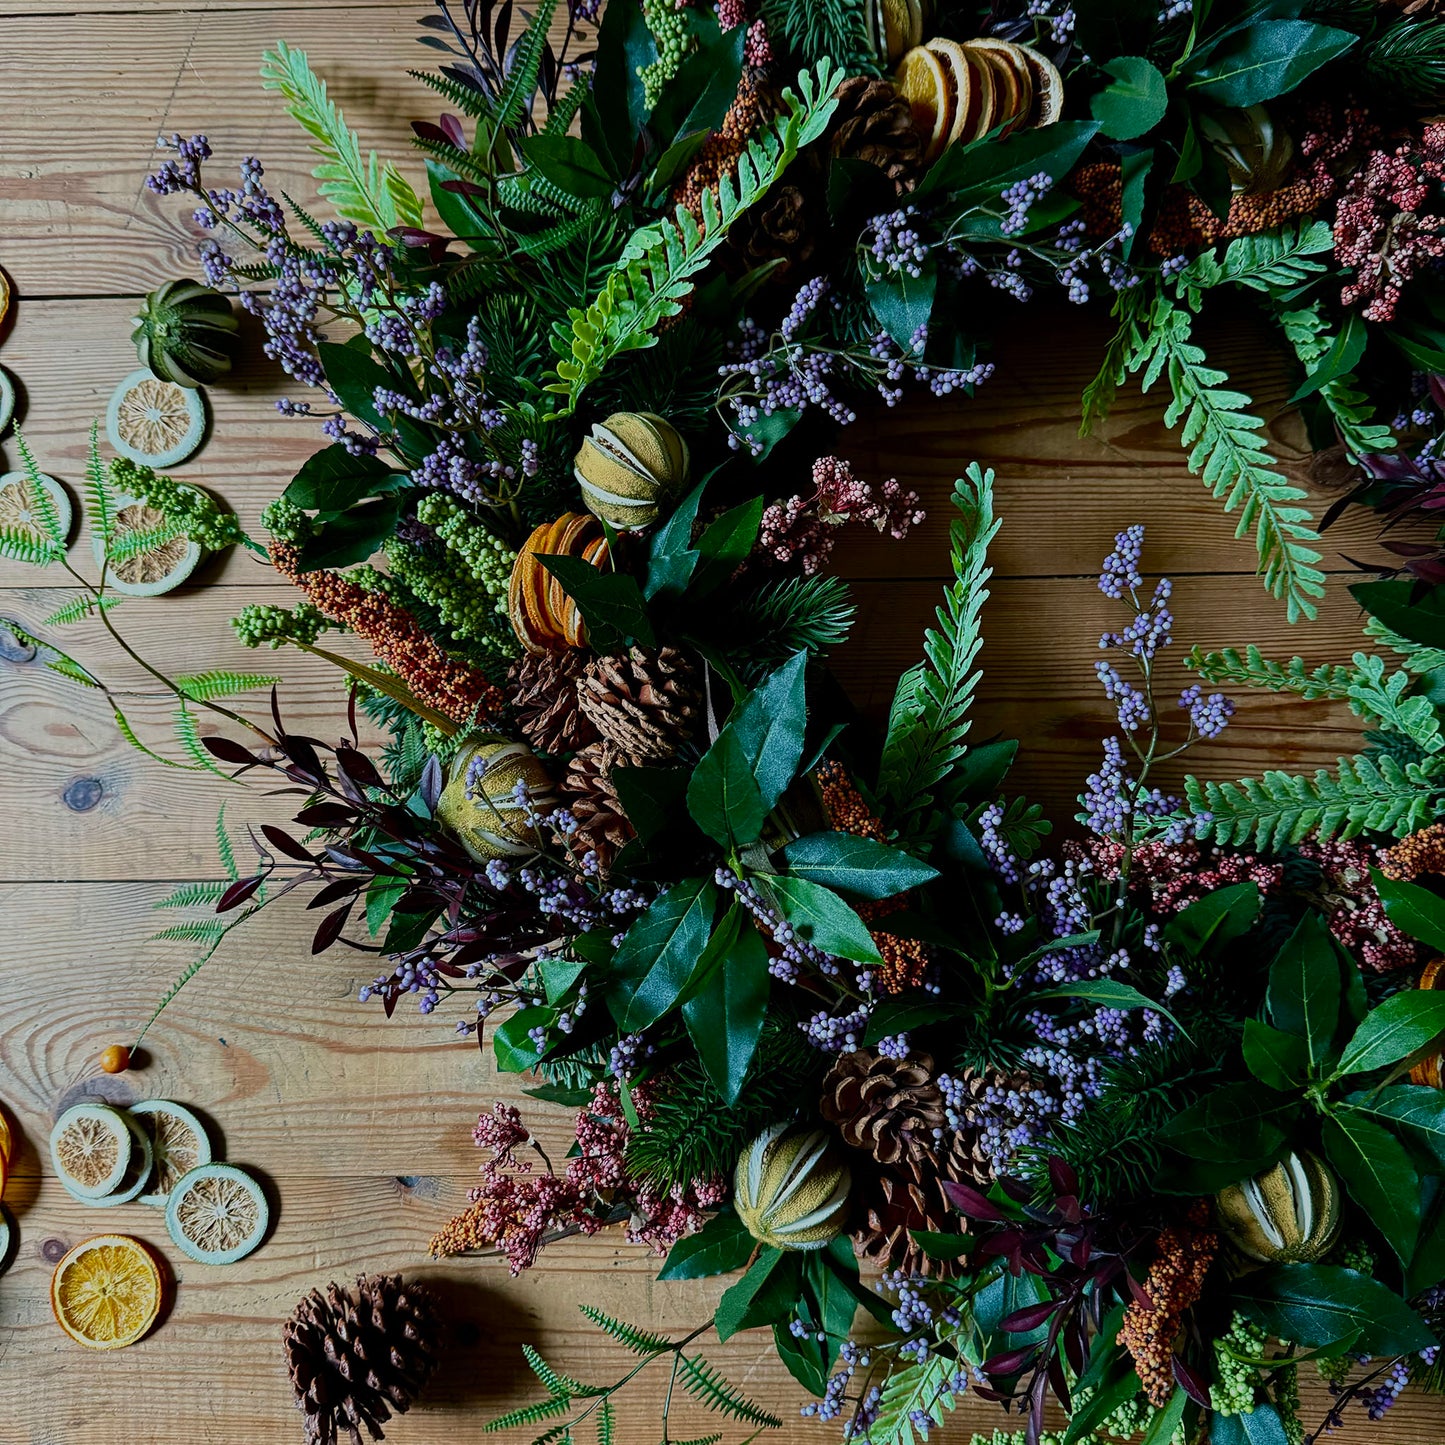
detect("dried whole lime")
(165, 1163), (268, 1264)
(106, 369), (206, 468)
(49, 1104), (134, 1200)
(129, 1100), (212, 1207)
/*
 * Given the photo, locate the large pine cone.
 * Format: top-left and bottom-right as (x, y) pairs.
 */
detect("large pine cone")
(828, 76), (925, 188)
(577, 646), (700, 765)
(509, 651), (598, 755)
(562, 741), (636, 872)
(283, 1273), (439, 1445)
(820, 1049), (945, 1167)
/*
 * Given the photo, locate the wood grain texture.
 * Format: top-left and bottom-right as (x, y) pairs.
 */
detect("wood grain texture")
(1, 3), (1441, 1443)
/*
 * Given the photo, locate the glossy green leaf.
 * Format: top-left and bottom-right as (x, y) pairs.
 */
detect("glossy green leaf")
(1164, 881), (1261, 956)
(682, 914), (771, 1105)
(764, 875), (882, 964)
(536, 555), (655, 652)
(1336, 989), (1445, 1077)
(1143, 1389), (1189, 1445)
(1267, 911), (1341, 1070)
(714, 1247), (801, 1341)
(1351, 579), (1445, 650)
(1188, 21), (1357, 106)
(866, 256), (936, 352)
(296, 496), (404, 570)
(658, 1206), (754, 1280)
(1158, 1082), (1294, 1162)
(1243, 1019), (1311, 1091)
(1032, 979), (1188, 1039)
(493, 1006), (552, 1073)
(1210, 1403), (1290, 1445)
(607, 877), (718, 1031)
(1343, 1084), (1445, 1166)
(781, 832), (938, 900)
(687, 728), (768, 848)
(1090, 56), (1168, 141)
(1232, 1263), (1435, 1354)
(1322, 1110), (1420, 1265)
(1374, 871), (1445, 953)
(284, 444), (404, 514)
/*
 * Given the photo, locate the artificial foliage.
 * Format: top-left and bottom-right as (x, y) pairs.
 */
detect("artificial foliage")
(21, 0), (1445, 1442)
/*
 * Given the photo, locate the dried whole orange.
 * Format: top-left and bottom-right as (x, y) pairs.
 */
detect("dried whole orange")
(50, 1234), (163, 1350)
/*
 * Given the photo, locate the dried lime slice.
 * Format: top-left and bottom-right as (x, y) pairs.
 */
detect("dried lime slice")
(82, 1113), (154, 1208)
(0, 1203), (13, 1275)
(0, 469), (72, 549)
(165, 1163), (268, 1264)
(129, 1100), (212, 1207)
(0, 366), (14, 434)
(92, 489), (200, 597)
(49, 1104), (134, 1200)
(106, 369), (206, 468)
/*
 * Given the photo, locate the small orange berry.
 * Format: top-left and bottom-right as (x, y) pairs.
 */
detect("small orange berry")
(98, 1045), (131, 1075)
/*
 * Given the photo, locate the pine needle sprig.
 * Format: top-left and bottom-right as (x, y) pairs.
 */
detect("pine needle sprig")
(757, 0), (879, 73)
(877, 463), (998, 843)
(1366, 19), (1445, 106)
(730, 574), (855, 671)
(260, 41), (424, 232)
(1129, 296), (1325, 621)
(546, 60), (843, 408)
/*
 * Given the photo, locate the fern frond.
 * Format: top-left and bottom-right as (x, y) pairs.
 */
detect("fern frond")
(523, 1345), (583, 1401)
(877, 463), (998, 841)
(216, 803), (240, 882)
(1362, 616), (1445, 674)
(1176, 220), (1334, 302)
(1183, 752), (1445, 850)
(107, 520), (188, 565)
(1131, 297), (1324, 621)
(545, 77), (589, 138)
(546, 60), (843, 407)
(482, 1394), (573, 1433)
(1347, 652), (1444, 753)
(494, 0), (559, 133)
(0, 525), (62, 566)
(261, 41), (424, 232)
(154, 881), (229, 910)
(85, 420), (114, 545)
(1080, 289), (1150, 436)
(42, 655), (101, 689)
(174, 671), (280, 702)
(870, 1353), (958, 1445)
(594, 1400), (613, 1445)
(1275, 303), (1395, 461)
(174, 705), (236, 780)
(576, 1306), (670, 1358)
(408, 68), (495, 122)
(151, 919), (230, 945)
(42, 593), (123, 627)
(1187, 643), (1359, 701)
(13, 429), (66, 547)
(112, 706), (194, 769)
(134, 903), (259, 1046)
(676, 1355), (783, 1429)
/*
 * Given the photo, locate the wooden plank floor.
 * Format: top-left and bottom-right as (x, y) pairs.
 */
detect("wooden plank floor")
(0, 4), (1438, 1442)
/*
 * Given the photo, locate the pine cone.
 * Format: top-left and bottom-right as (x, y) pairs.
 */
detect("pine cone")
(820, 1049), (944, 1167)
(562, 741), (636, 871)
(283, 1273), (439, 1445)
(577, 646), (700, 765)
(509, 651), (598, 755)
(828, 76), (925, 189)
(1379, 0), (1445, 13)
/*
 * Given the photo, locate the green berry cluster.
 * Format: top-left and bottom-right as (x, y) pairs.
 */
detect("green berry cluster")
(415, 493), (515, 603)
(110, 457), (243, 550)
(384, 537), (511, 654)
(1211, 1313), (1267, 1416)
(966, 1431), (1065, 1445)
(259, 496), (315, 545)
(231, 601), (330, 650)
(1335, 1238), (1375, 1275)
(1275, 1360), (1303, 1445)
(638, 0), (693, 108)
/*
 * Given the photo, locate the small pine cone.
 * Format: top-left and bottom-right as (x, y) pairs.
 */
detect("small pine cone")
(562, 741), (636, 871)
(821, 1049), (944, 1167)
(828, 75), (925, 190)
(283, 1273), (439, 1445)
(577, 646), (700, 765)
(509, 651), (598, 755)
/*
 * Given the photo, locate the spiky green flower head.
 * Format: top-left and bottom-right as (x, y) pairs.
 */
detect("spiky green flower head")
(231, 601), (330, 650)
(1211, 1313), (1268, 1416)
(415, 493), (516, 599)
(260, 495), (316, 546)
(436, 732), (557, 862)
(109, 457), (243, 551)
(1216, 1150), (1340, 1263)
(733, 1124), (851, 1251)
(638, 0), (694, 109)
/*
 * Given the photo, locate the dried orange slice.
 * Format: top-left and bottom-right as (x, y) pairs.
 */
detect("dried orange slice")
(49, 1103), (133, 1200)
(50, 1234), (162, 1349)
(928, 39), (993, 148)
(963, 39), (1034, 137)
(0, 1103), (12, 1168)
(1020, 45), (1064, 127)
(0, 1141), (8, 1204)
(895, 46), (954, 164)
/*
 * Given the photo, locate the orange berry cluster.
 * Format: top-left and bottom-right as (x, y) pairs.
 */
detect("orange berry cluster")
(1380, 823), (1445, 882)
(1118, 1212), (1219, 1407)
(816, 759), (889, 842)
(874, 930), (930, 994)
(271, 542), (502, 724)
(673, 72), (763, 218)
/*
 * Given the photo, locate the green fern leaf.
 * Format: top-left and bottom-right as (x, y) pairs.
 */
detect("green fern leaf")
(877, 463), (998, 841)
(546, 60), (843, 407)
(576, 1306), (670, 1358)
(43, 655), (102, 689)
(675, 1355), (783, 1429)
(85, 420), (114, 544)
(42, 593), (123, 627)
(869, 1352), (957, 1445)
(174, 705), (236, 779)
(1347, 652), (1444, 753)
(494, 0), (560, 133)
(151, 920), (230, 945)
(1131, 297), (1324, 621)
(174, 671), (280, 703)
(1176, 220), (1333, 303)
(0, 526), (61, 565)
(113, 706), (192, 770)
(12, 428), (66, 547)
(594, 1400), (613, 1445)
(1187, 644), (1359, 701)
(135, 904), (260, 1046)
(482, 1394), (573, 1434)
(1363, 617), (1445, 674)
(260, 42), (423, 232)
(154, 881), (229, 910)
(107, 520), (188, 565)
(1275, 302), (1395, 461)
(216, 803), (240, 883)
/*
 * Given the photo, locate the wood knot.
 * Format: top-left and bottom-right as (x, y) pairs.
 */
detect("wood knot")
(0, 621), (36, 664)
(62, 776), (104, 812)
(41, 1238), (68, 1263)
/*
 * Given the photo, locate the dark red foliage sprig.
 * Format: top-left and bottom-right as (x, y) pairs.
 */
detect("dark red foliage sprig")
(944, 1160), (1158, 1445)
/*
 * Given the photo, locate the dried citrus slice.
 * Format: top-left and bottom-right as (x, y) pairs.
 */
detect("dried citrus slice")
(963, 39), (1034, 137)
(0, 1103), (13, 1168)
(0, 266), (11, 330)
(0, 1204), (13, 1275)
(92, 489), (201, 597)
(106, 369), (206, 468)
(0, 366), (14, 434)
(49, 1103), (134, 1200)
(929, 40), (993, 149)
(129, 1100), (212, 1207)
(83, 1113), (154, 1208)
(50, 1234), (162, 1349)
(0, 469), (72, 550)
(895, 46), (954, 164)
(166, 1163), (268, 1264)
(1020, 45), (1064, 127)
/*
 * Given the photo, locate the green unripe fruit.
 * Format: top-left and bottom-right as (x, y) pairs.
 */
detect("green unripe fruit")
(1216, 1150), (1340, 1263)
(733, 1124), (852, 1251)
(132, 279), (240, 388)
(574, 411), (688, 531)
(435, 733), (557, 862)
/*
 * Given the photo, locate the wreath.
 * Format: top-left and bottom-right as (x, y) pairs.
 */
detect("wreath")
(12, 0), (1445, 1441)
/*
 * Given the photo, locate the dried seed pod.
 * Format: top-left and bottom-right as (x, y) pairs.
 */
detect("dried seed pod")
(574, 412), (689, 531)
(1215, 1150), (1341, 1263)
(734, 1124), (852, 1251)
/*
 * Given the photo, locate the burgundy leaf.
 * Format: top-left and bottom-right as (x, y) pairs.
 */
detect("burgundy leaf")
(412, 119), (455, 145)
(982, 1346), (1037, 1377)
(440, 178), (488, 197)
(203, 734), (260, 766)
(940, 1179), (1005, 1220)
(433, 961), (466, 978)
(295, 802), (358, 828)
(1026, 1373), (1048, 1445)
(1054, 1194), (1082, 1224)
(1047, 1157), (1079, 1198)
(383, 988), (398, 1019)
(217, 874), (264, 912)
(420, 755), (444, 814)
(439, 112), (466, 148)
(336, 745), (384, 792)
(312, 902), (353, 954)
(1062, 1317), (1086, 1376)
(307, 878), (364, 910)
(1126, 1270), (1153, 1308)
(999, 1300), (1060, 1333)
(1171, 1353), (1211, 1408)
(1046, 1351), (1071, 1413)
(346, 687), (359, 746)
(999, 1174), (1033, 1204)
(261, 824), (315, 863)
